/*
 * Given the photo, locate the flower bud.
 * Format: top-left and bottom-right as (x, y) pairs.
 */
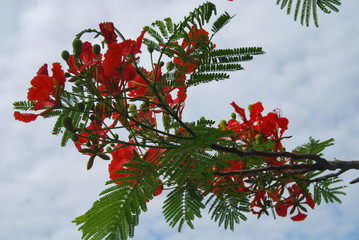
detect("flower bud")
(248, 104), (253, 112)
(113, 133), (119, 140)
(200, 116), (205, 122)
(63, 116), (74, 132)
(147, 45), (154, 53)
(106, 146), (112, 152)
(92, 44), (101, 56)
(255, 133), (262, 145)
(128, 104), (137, 116)
(166, 61), (174, 71)
(159, 61), (164, 67)
(219, 120), (227, 129)
(72, 38), (83, 55)
(61, 50), (70, 61)
(231, 112), (236, 120)
(64, 72), (71, 78)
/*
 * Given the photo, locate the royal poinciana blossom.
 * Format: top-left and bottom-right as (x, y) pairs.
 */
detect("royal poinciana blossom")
(13, 2), (350, 240)
(14, 63), (66, 122)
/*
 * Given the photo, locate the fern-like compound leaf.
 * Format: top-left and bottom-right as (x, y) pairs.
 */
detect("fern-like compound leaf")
(74, 157), (159, 240)
(211, 11), (235, 35)
(163, 182), (205, 232)
(313, 178), (346, 205)
(276, 0), (341, 27)
(13, 101), (35, 111)
(207, 192), (250, 231)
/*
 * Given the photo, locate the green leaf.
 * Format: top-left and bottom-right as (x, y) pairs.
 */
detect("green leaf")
(313, 178), (346, 205)
(276, 0), (342, 27)
(163, 182), (205, 232)
(211, 11), (235, 35)
(207, 193), (249, 231)
(187, 72), (230, 86)
(74, 156), (159, 240)
(144, 26), (165, 45)
(13, 101), (35, 111)
(294, 137), (335, 157)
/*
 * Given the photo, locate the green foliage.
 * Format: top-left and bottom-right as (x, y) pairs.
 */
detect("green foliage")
(211, 11), (235, 36)
(142, 2), (264, 89)
(276, 0), (342, 27)
(294, 137), (335, 156)
(13, 101), (34, 111)
(187, 72), (230, 86)
(163, 182), (205, 231)
(313, 178), (346, 205)
(73, 156), (159, 240)
(207, 193), (250, 231)
(181, 1), (217, 29)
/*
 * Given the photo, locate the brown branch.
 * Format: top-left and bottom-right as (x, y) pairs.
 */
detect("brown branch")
(309, 169), (349, 183)
(209, 144), (359, 184)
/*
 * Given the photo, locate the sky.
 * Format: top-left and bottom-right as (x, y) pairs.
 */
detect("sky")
(1, 0), (359, 239)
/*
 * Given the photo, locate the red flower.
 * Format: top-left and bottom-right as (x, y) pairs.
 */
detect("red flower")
(249, 102), (264, 123)
(128, 64), (161, 98)
(273, 184), (315, 222)
(277, 117), (289, 136)
(250, 191), (268, 215)
(166, 87), (187, 107)
(27, 63), (66, 111)
(99, 22), (117, 44)
(51, 62), (66, 86)
(108, 144), (138, 184)
(14, 111), (38, 123)
(37, 64), (48, 75)
(291, 210), (307, 222)
(275, 202), (291, 217)
(130, 110), (156, 130)
(128, 73), (149, 97)
(230, 101), (247, 122)
(27, 74), (56, 110)
(261, 112), (277, 137)
(155, 180), (164, 196)
(80, 41), (99, 68)
(67, 41), (101, 75)
(173, 57), (197, 74)
(99, 64), (137, 95)
(102, 29), (146, 77)
(182, 26), (210, 50)
(15, 63), (67, 122)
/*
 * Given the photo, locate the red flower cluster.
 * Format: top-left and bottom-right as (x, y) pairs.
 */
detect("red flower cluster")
(274, 184), (315, 221)
(227, 101), (288, 146)
(215, 101), (314, 221)
(14, 63), (66, 122)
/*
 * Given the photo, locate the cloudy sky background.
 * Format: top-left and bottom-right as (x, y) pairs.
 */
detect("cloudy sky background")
(1, 0), (359, 239)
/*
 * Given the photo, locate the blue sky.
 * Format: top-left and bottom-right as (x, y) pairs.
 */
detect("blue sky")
(1, 0), (359, 239)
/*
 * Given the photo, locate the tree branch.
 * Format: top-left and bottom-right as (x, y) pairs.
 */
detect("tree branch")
(210, 144), (359, 184)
